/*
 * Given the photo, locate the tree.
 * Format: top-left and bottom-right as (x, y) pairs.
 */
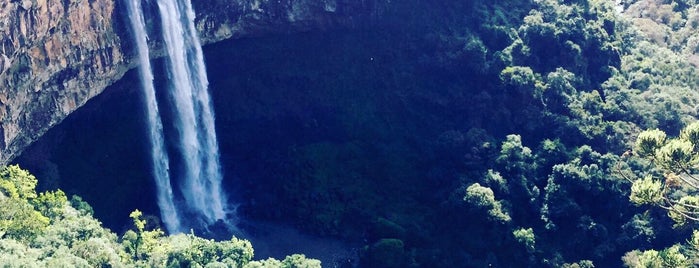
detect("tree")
(622, 245), (690, 268)
(0, 165), (39, 200)
(619, 122), (699, 226)
(464, 183), (512, 223)
(513, 227), (536, 253)
(0, 165), (49, 241)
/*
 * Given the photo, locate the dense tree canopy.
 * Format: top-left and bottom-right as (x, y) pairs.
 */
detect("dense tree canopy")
(0, 165), (319, 267)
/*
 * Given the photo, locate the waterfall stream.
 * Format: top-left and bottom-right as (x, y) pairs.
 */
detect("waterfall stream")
(124, 0), (182, 233)
(155, 0), (227, 226)
(125, 0), (229, 233)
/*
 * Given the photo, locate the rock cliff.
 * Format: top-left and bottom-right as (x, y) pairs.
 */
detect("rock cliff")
(0, 0), (382, 164)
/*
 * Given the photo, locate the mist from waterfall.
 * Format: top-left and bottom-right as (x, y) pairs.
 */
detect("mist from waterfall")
(124, 0), (229, 233)
(124, 0), (182, 233)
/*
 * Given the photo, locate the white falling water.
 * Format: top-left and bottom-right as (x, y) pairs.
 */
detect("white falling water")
(124, 0), (182, 232)
(155, 0), (227, 225)
(124, 0), (228, 232)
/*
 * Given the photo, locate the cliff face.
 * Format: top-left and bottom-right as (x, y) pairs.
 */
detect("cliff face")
(0, 0), (124, 165)
(0, 0), (382, 164)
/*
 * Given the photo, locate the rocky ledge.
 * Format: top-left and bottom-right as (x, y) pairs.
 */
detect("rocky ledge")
(0, 0), (383, 164)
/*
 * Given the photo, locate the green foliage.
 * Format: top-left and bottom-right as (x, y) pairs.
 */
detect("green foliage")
(0, 239), (45, 267)
(0, 166), (315, 267)
(656, 139), (695, 171)
(69, 195), (94, 216)
(680, 121), (699, 148)
(545, 68), (579, 101)
(119, 210), (259, 267)
(506, 0), (621, 88)
(0, 165), (38, 200)
(137, 233), (254, 268)
(245, 258), (283, 268)
(614, 37), (699, 131)
(0, 196), (49, 241)
(34, 190), (68, 222)
(690, 229), (699, 251)
(498, 135), (535, 170)
(123, 209), (164, 262)
(33, 205), (128, 266)
(484, 169), (508, 194)
(620, 213), (656, 244)
(201, 0), (669, 264)
(622, 245), (689, 268)
(540, 145), (621, 234)
(245, 256), (319, 268)
(629, 176), (663, 206)
(626, 123), (699, 226)
(280, 254), (321, 268)
(660, 246), (690, 268)
(635, 129), (667, 157)
(0, 165), (49, 241)
(44, 247), (93, 267)
(496, 135), (542, 208)
(71, 237), (128, 267)
(668, 196), (699, 226)
(500, 66), (546, 98)
(129, 210), (148, 234)
(464, 183), (511, 223)
(562, 260), (595, 268)
(513, 227), (536, 253)
(621, 122), (699, 265)
(622, 249), (663, 268)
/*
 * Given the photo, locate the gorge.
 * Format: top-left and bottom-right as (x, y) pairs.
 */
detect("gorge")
(6, 0), (699, 266)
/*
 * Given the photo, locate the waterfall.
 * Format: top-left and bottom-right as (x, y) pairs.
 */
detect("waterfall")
(155, 0), (227, 225)
(124, 0), (228, 233)
(124, 0), (182, 232)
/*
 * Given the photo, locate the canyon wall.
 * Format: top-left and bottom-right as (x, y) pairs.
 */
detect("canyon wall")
(0, 0), (382, 164)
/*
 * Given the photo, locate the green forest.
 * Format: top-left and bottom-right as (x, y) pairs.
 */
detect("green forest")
(7, 0), (699, 267)
(0, 165), (320, 267)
